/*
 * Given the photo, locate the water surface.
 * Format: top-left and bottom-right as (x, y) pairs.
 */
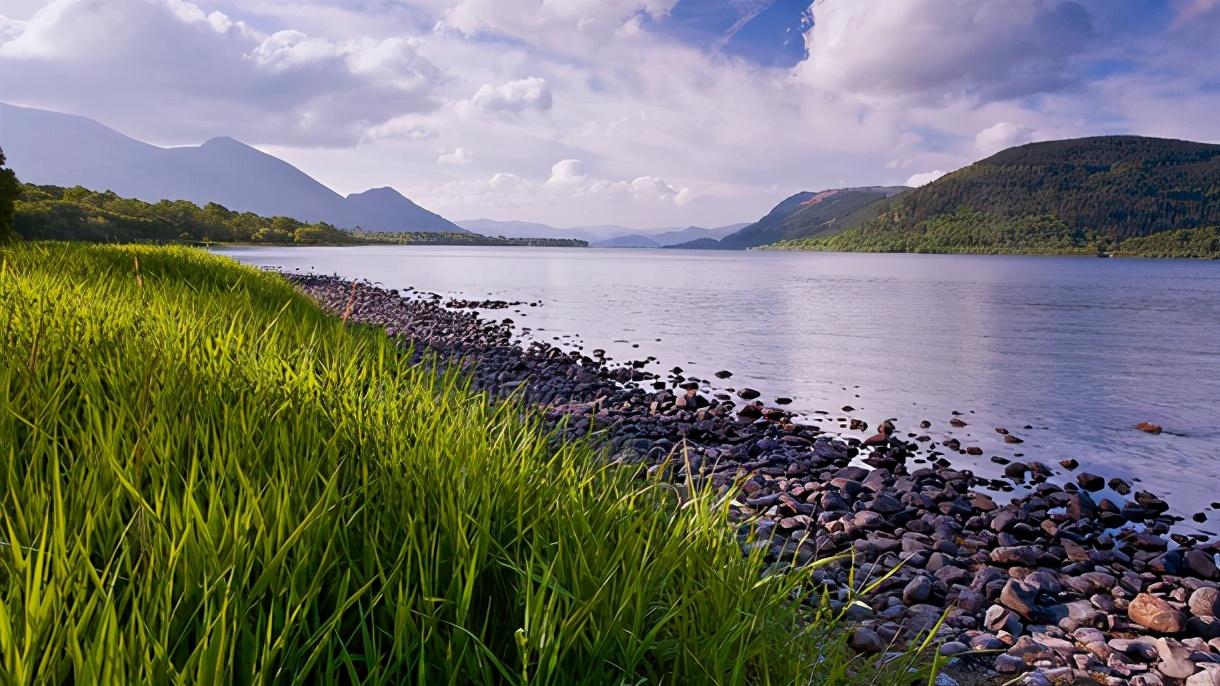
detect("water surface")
(218, 246), (1220, 528)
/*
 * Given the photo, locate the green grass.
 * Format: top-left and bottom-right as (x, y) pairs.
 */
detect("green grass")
(0, 243), (927, 685)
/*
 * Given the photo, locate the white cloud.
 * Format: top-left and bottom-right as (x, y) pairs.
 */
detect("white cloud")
(443, 0), (678, 51)
(546, 158), (587, 188)
(0, 16), (27, 43)
(413, 157), (692, 221)
(0, 0), (440, 144)
(471, 77), (553, 114)
(437, 147), (471, 164)
(905, 170), (948, 187)
(797, 0), (1097, 105)
(974, 122), (1035, 155)
(541, 158), (689, 203)
(1172, 0), (1220, 27)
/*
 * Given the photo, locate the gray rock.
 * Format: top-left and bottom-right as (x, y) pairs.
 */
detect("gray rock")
(1024, 570), (1062, 596)
(986, 604), (1023, 634)
(851, 510), (886, 529)
(995, 653), (1027, 674)
(1077, 472), (1105, 491)
(1111, 638), (1159, 662)
(971, 633), (1006, 650)
(1188, 616), (1220, 639)
(1061, 538), (1090, 563)
(903, 575), (932, 604)
(991, 546), (1040, 567)
(1031, 632), (1075, 654)
(1191, 587), (1220, 618)
(1065, 571), (1117, 595)
(848, 626), (885, 654)
(933, 674), (961, 686)
(868, 493), (903, 515)
(939, 641), (969, 656)
(1187, 550), (1220, 580)
(934, 565), (971, 588)
(903, 603), (944, 633)
(1155, 637), (1196, 679)
(1187, 663), (1220, 686)
(1000, 579), (1042, 621)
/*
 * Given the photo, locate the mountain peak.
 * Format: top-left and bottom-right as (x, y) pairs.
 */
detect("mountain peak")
(201, 135), (249, 148)
(348, 186), (403, 200)
(344, 185), (464, 233)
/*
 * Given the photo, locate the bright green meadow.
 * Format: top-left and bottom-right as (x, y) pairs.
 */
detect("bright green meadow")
(0, 243), (928, 685)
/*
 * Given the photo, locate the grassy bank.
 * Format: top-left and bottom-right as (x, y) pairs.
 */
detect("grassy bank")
(0, 243), (921, 685)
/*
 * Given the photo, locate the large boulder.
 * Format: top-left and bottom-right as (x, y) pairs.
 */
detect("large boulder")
(1130, 593), (1186, 633)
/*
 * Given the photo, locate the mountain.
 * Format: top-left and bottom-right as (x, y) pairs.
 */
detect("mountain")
(455, 219), (624, 242)
(592, 234), (660, 248)
(665, 237), (721, 250)
(773, 136), (1220, 257)
(457, 218), (571, 239)
(670, 187), (906, 250)
(343, 187), (457, 232)
(457, 219), (749, 246)
(0, 102), (464, 233)
(649, 223), (748, 245)
(572, 224), (651, 241)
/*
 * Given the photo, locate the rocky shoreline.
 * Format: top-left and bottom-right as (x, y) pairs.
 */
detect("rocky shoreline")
(287, 272), (1220, 686)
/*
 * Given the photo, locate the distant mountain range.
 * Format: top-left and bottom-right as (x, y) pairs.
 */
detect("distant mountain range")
(773, 136), (1220, 257)
(8, 102), (1216, 258)
(0, 102), (464, 233)
(670, 186), (907, 250)
(456, 218), (747, 247)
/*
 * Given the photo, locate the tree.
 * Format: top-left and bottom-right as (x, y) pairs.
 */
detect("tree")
(0, 148), (19, 243)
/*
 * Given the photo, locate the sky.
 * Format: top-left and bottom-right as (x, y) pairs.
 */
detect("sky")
(1, 0), (1219, 228)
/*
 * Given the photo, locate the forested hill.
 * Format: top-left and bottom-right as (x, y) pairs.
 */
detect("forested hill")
(669, 186), (905, 250)
(772, 136), (1220, 257)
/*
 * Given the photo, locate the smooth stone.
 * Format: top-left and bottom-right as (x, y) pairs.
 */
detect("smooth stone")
(903, 575), (932, 604)
(848, 626), (885, 654)
(994, 653), (1026, 674)
(1187, 550), (1220, 580)
(1130, 593), (1186, 633)
(1191, 587), (1220, 618)
(991, 545), (1040, 567)
(1077, 472), (1105, 491)
(939, 641), (969, 656)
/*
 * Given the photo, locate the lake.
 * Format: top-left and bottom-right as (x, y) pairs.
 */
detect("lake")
(217, 246), (1220, 528)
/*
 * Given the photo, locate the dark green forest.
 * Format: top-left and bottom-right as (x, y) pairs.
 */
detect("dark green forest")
(773, 136), (1220, 258)
(0, 149), (19, 244)
(10, 183), (586, 248)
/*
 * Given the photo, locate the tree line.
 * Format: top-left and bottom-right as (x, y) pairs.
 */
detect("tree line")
(0, 148), (18, 243)
(0, 171), (585, 248)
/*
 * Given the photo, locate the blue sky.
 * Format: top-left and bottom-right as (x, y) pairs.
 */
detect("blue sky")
(1, 0), (1219, 227)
